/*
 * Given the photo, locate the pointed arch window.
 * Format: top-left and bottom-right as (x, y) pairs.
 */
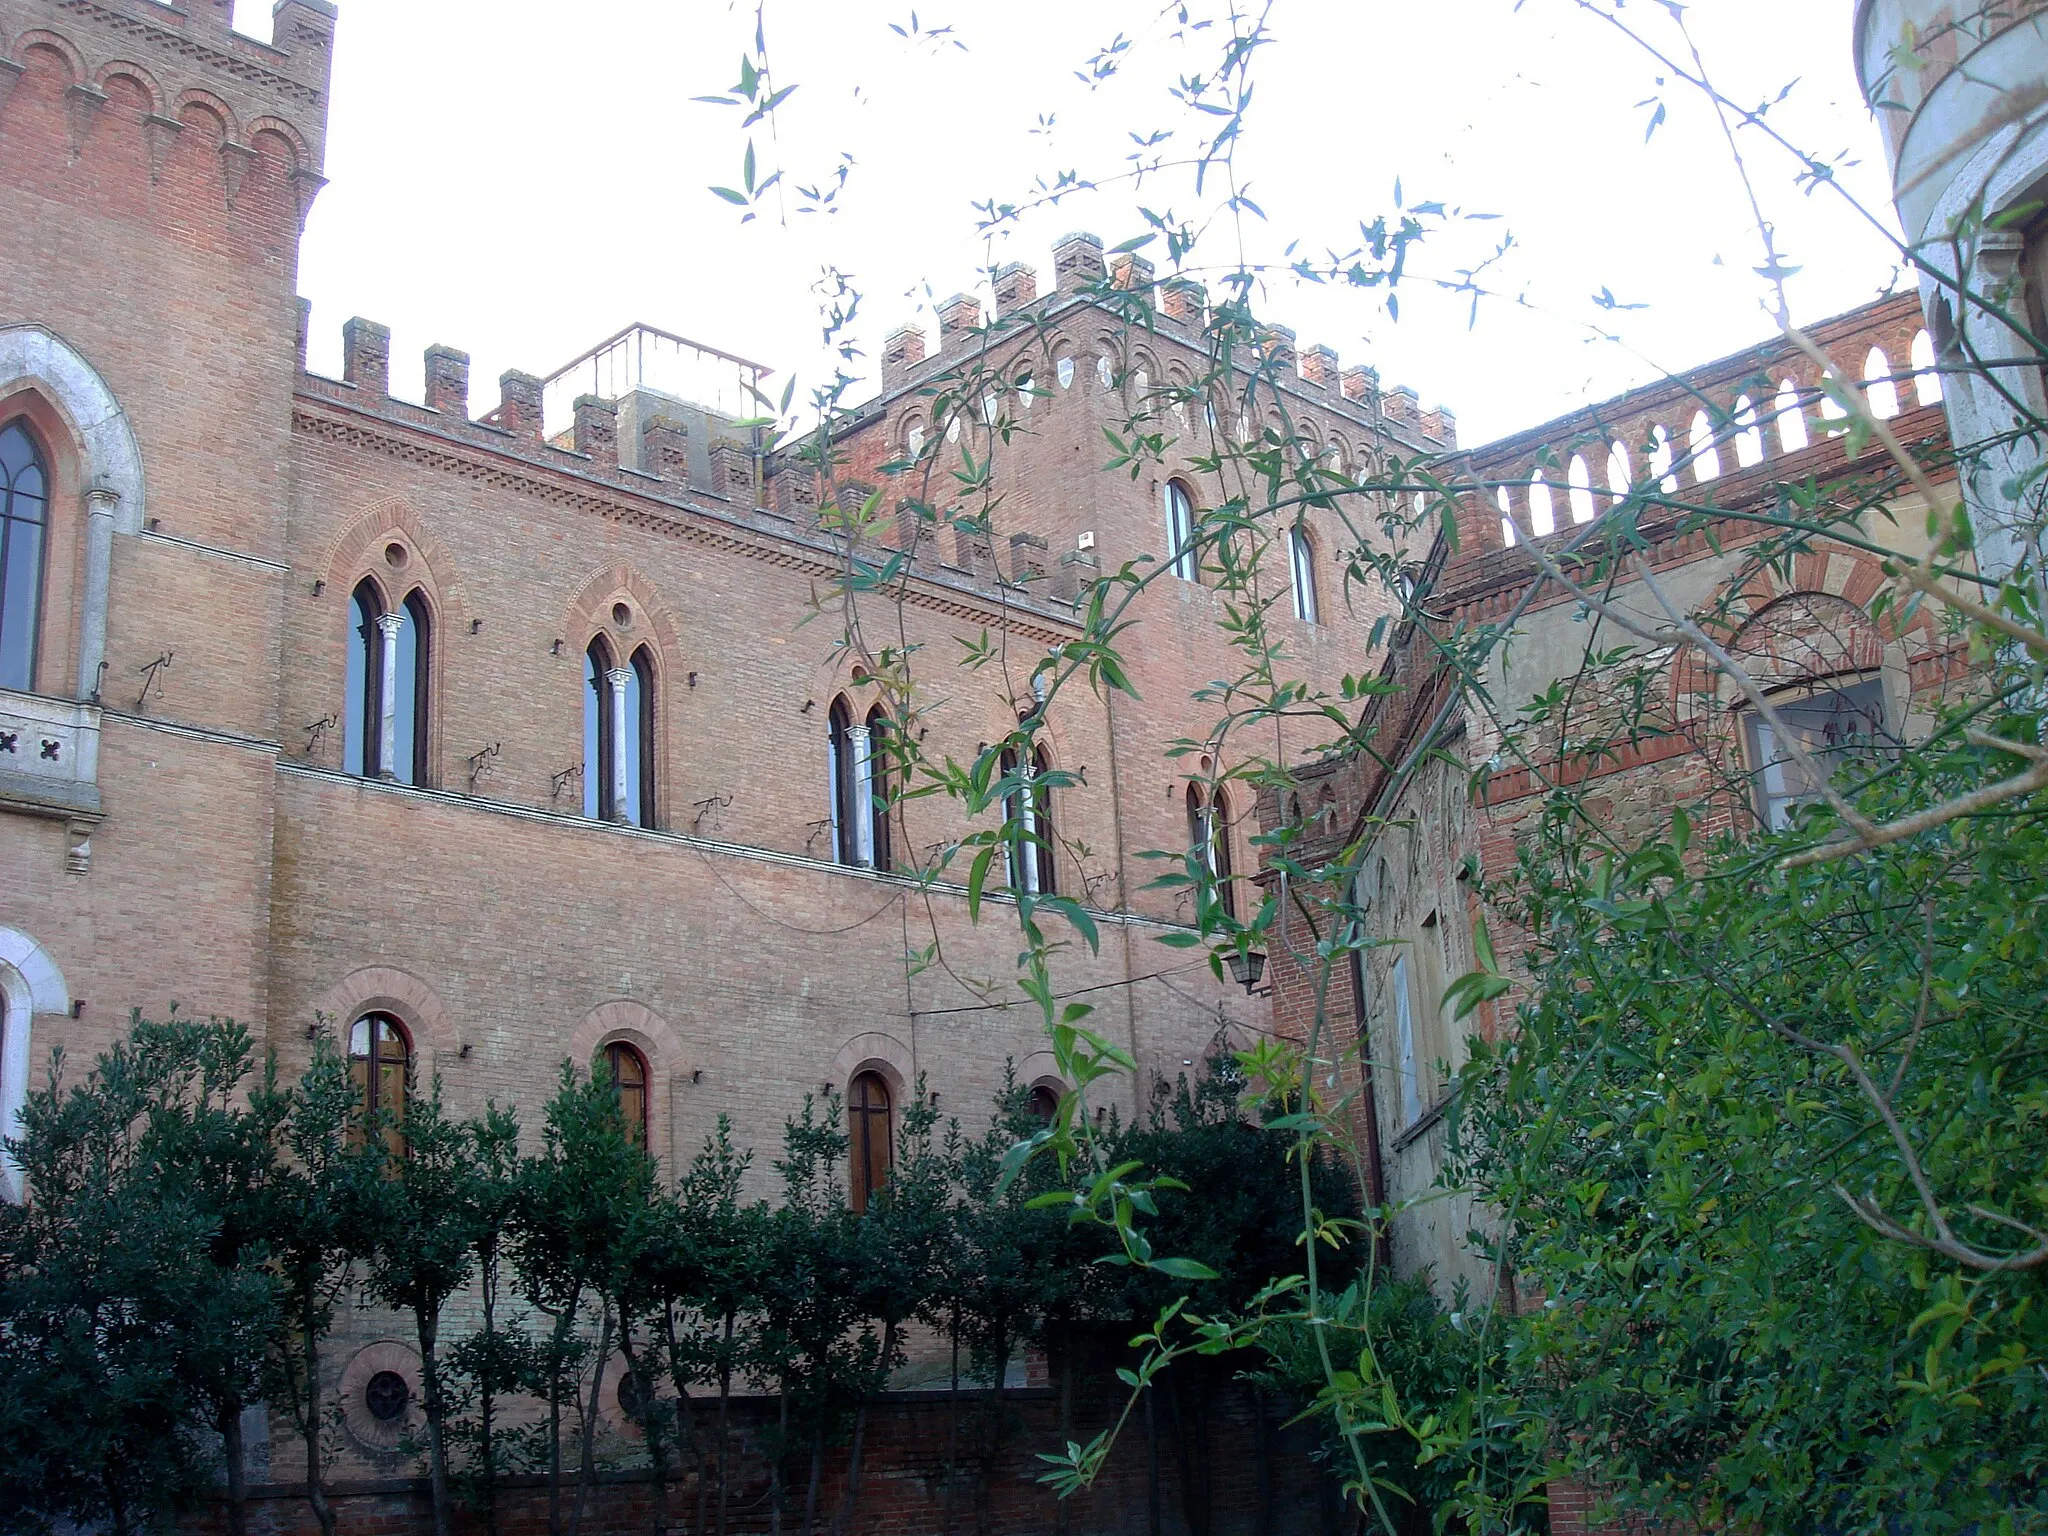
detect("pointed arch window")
(827, 696), (889, 870)
(848, 1070), (893, 1214)
(584, 638), (654, 825)
(343, 583), (430, 784)
(1910, 328), (1943, 405)
(1689, 410), (1722, 483)
(1605, 442), (1632, 509)
(348, 1012), (411, 1158)
(1734, 396), (1766, 467)
(0, 422), (49, 693)
(604, 1041), (649, 1147)
(1775, 380), (1811, 453)
(1187, 783), (1238, 920)
(1002, 745), (1055, 894)
(1164, 480), (1198, 582)
(1288, 525), (1319, 622)
(1567, 455), (1596, 525)
(1863, 347), (1901, 420)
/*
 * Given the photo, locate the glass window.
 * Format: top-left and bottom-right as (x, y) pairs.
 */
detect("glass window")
(1165, 481), (1197, 582)
(828, 697), (858, 865)
(1390, 955), (1420, 1128)
(1028, 1083), (1059, 1124)
(605, 1041), (649, 1146)
(1747, 676), (1889, 831)
(848, 1070), (892, 1214)
(624, 646), (655, 827)
(1003, 746), (1053, 894)
(865, 706), (892, 873)
(392, 591), (429, 786)
(1289, 526), (1318, 623)
(1776, 380), (1810, 453)
(0, 422), (48, 693)
(1211, 786), (1237, 921)
(345, 582), (381, 777)
(348, 1012), (411, 1157)
(584, 639), (613, 819)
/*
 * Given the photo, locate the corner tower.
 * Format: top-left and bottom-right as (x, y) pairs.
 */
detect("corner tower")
(0, 0), (336, 1100)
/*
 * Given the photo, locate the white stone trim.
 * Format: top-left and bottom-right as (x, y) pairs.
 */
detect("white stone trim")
(0, 326), (147, 707)
(0, 926), (69, 1201)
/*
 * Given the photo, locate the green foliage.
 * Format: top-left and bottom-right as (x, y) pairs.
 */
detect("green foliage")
(1455, 721), (2048, 1534)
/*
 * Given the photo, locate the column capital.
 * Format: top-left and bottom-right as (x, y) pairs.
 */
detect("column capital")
(606, 666), (634, 691)
(375, 610), (406, 638)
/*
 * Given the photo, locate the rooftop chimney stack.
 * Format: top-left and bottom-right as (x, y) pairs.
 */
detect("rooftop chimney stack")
(342, 317), (390, 399)
(641, 416), (690, 483)
(572, 395), (618, 471)
(992, 263), (1039, 317)
(1341, 365), (1380, 407)
(1299, 345), (1339, 397)
(495, 371), (545, 442)
(1258, 324), (1298, 376)
(424, 346), (471, 418)
(881, 326), (927, 391)
(936, 294), (982, 349)
(1159, 279), (1207, 331)
(1109, 251), (1156, 301)
(1052, 232), (1107, 295)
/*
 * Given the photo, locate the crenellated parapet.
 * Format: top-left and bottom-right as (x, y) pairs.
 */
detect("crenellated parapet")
(852, 229), (1460, 458)
(0, 0), (335, 222)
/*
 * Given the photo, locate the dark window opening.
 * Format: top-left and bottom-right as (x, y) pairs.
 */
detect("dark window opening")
(0, 421), (48, 693)
(848, 1069), (893, 1214)
(1746, 675), (1890, 831)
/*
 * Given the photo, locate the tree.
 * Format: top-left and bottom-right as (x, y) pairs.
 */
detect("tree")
(0, 1018), (279, 1536)
(365, 1076), (485, 1536)
(510, 1060), (658, 1536)
(258, 1029), (386, 1536)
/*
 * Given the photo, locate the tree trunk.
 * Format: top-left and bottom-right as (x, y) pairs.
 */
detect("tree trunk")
(974, 1324), (1006, 1536)
(1054, 1325), (1073, 1536)
(1254, 1389), (1272, 1536)
(1143, 1381), (1161, 1536)
(481, 1246), (501, 1536)
(301, 1292), (338, 1536)
(659, 1304), (704, 1536)
(547, 1304), (578, 1536)
(801, 1424), (824, 1536)
(419, 1304), (453, 1536)
(621, 1320), (668, 1536)
(569, 1303), (615, 1536)
(218, 1398), (248, 1536)
(941, 1311), (961, 1536)
(769, 1381), (788, 1536)
(832, 1319), (894, 1536)
(1166, 1363), (1209, 1536)
(719, 1315), (736, 1536)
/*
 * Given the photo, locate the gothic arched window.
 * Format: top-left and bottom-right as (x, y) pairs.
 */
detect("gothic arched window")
(1164, 480), (1198, 582)
(605, 1040), (649, 1147)
(1288, 525), (1319, 623)
(0, 422), (49, 693)
(625, 646), (655, 827)
(348, 1012), (411, 1158)
(584, 637), (614, 820)
(848, 1070), (893, 1214)
(1211, 785), (1238, 920)
(345, 582), (382, 777)
(865, 705), (892, 873)
(344, 583), (429, 784)
(1002, 745), (1055, 894)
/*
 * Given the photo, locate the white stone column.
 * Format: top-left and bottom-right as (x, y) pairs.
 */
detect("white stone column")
(375, 611), (404, 779)
(849, 722), (874, 867)
(607, 667), (633, 820)
(75, 481), (119, 701)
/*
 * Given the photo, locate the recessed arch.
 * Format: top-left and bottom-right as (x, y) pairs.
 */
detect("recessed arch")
(1910, 328), (1943, 405)
(1775, 379), (1810, 452)
(93, 60), (167, 117)
(14, 29), (87, 87)
(1733, 395), (1765, 467)
(0, 925), (69, 1201)
(1688, 409), (1722, 483)
(1566, 453), (1596, 524)
(1863, 346), (1901, 420)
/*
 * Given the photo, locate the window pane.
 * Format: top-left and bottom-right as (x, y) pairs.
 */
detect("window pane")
(1750, 678), (1887, 829)
(623, 648), (653, 827)
(0, 519), (43, 692)
(1392, 956), (1420, 1126)
(345, 586), (378, 777)
(390, 599), (421, 786)
(584, 644), (608, 818)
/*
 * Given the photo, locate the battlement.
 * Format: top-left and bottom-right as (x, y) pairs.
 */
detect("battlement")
(0, 0), (335, 222)
(870, 229), (1458, 451)
(295, 312), (1084, 624)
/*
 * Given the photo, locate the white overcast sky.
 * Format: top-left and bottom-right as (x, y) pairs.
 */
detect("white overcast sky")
(261, 0), (1907, 447)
